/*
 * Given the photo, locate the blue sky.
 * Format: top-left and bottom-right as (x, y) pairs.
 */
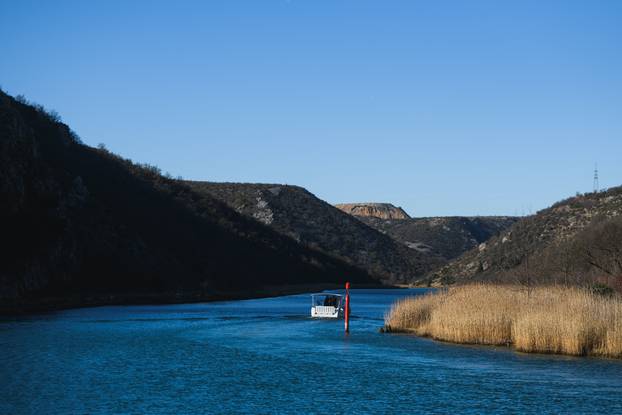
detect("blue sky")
(1, 0), (621, 216)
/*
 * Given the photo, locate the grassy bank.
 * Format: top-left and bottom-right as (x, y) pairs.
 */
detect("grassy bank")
(384, 284), (622, 358)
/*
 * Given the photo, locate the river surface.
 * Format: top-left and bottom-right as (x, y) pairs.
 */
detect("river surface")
(2, 288), (622, 414)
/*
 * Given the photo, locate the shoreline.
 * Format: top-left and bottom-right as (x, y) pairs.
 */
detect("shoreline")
(0, 282), (394, 316)
(383, 329), (622, 362)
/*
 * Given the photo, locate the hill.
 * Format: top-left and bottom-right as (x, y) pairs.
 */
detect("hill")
(356, 216), (518, 261)
(334, 203), (411, 220)
(0, 91), (374, 312)
(187, 183), (445, 284)
(432, 187), (622, 288)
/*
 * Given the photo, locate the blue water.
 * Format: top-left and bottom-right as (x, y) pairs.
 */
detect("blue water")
(2, 289), (622, 414)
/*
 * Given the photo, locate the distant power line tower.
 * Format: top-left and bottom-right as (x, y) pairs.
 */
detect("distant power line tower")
(593, 163), (599, 193)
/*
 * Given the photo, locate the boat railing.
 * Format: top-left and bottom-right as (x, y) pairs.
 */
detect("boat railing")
(314, 306), (337, 314)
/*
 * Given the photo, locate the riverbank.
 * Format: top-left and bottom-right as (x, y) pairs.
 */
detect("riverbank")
(0, 282), (392, 316)
(384, 284), (622, 358)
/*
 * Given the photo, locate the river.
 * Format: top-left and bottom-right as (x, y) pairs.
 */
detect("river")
(1, 289), (621, 414)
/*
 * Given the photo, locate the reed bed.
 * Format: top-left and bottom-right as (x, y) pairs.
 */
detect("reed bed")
(384, 284), (622, 358)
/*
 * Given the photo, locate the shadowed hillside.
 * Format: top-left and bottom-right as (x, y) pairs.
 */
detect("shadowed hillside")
(357, 216), (518, 261)
(0, 91), (374, 312)
(432, 187), (622, 288)
(187, 182), (445, 284)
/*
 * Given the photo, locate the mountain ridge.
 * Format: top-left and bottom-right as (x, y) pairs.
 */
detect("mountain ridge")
(431, 187), (622, 287)
(355, 215), (519, 263)
(187, 182), (445, 284)
(0, 91), (375, 312)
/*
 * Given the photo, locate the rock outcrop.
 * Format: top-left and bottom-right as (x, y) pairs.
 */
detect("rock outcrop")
(335, 203), (411, 220)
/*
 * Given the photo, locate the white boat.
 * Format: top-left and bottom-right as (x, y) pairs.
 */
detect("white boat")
(310, 293), (344, 318)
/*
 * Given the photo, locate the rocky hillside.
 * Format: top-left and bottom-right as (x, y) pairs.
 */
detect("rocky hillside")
(0, 91), (375, 312)
(432, 187), (622, 287)
(357, 216), (518, 261)
(335, 203), (411, 220)
(188, 183), (445, 284)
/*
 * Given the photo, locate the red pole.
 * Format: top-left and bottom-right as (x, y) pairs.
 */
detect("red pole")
(345, 281), (350, 333)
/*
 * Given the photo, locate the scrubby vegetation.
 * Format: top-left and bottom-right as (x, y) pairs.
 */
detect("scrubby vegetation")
(359, 216), (517, 262)
(0, 91), (373, 312)
(188, 182), (444, 284)
(385, 284), (622, 358)
(433, 188), (622, 288)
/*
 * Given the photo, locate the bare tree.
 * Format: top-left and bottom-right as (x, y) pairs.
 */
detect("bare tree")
(510, 251), (535, 297)
(581, 217), (622, 288)
(544, 239), (582, 286)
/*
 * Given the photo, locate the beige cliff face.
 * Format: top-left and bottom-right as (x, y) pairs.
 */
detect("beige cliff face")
(335, 203), (411, 220)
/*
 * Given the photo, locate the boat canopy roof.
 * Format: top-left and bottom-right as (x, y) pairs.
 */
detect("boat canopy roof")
(310, 293), (343, 297)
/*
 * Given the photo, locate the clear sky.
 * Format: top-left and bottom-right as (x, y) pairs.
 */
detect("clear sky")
(1, 0), (621, 216)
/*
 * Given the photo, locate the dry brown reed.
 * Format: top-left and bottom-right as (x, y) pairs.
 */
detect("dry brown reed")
(384, 284), (622, 358)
